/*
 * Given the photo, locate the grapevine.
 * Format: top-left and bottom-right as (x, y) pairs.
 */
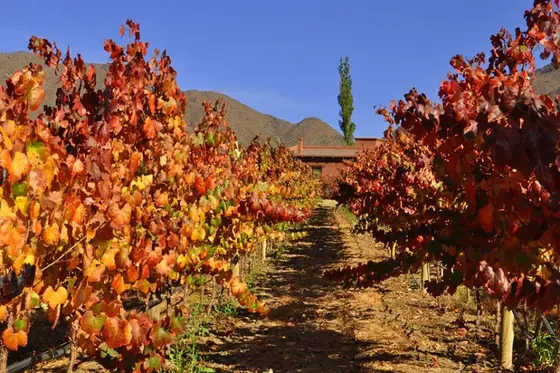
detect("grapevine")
(0, 20), (320, 372)
(327, 0), (560, 315)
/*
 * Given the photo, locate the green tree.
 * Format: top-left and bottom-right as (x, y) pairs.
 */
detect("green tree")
(337, 56), (356, 145)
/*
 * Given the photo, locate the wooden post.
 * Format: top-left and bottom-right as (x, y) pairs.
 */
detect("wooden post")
(523, 304), (530, 353)
(475, 289), (482, 328)
(183, 285), (192, 307)
(232, 262), (240, 277)
(240, 255), (246, 281)
(199, 275), (206, 307)
(262, 239), (267, 261)
(67, 325), (77, 373)
(495, 300), (501, 346)
(207, 278), (217, 315)
(0, 345), (8, 373)
(499, 303), (514, 370)
(420, 263), (430, 294)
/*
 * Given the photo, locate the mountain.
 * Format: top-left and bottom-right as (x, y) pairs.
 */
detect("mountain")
(534, 63), (560, 96)
(0, 51), (343, 147)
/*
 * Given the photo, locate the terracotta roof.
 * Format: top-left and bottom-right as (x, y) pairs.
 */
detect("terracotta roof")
(287, 137), (384, 159)
(290, 147), (361, 158)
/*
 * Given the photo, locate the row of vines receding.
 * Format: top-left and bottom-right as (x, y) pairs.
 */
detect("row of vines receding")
(0, 20), (321, 372)
(326, 0), (560, 370)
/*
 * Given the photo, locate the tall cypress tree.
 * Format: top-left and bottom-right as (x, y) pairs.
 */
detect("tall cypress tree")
(337, 56), (356, 145)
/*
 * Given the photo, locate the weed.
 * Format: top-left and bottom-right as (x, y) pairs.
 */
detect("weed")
(272, 245), (286, 259)
(213, 298), (239, 317)
(336, 204), (357, 224)
(531, 332), (557, 368)
(164, 303), (215, 373)
(244, 272), (258, 293)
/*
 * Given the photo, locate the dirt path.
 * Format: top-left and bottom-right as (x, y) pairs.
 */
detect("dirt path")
(201, 200), (498, 373)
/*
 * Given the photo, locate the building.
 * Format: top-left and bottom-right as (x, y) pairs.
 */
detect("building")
(287, 137), (383, 182)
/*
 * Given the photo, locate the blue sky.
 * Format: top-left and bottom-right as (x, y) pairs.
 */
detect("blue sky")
(0, 0), (550, 138)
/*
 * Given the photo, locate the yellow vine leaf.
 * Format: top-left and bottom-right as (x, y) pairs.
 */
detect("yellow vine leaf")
(101, 247), (119, 271)
(85, 260), (105, 282)
(176, 254), (187, 269)
(42, 286), (68, 309)
(0, 199), (16, 219)
(60, 224), (69, 243)
(42, 157), (57, 188)
(5, 225), (26, 258)
(14, 196), (29, 215)
(130, 174), (153, 191)
(13, 252), (35, 274)
(42, 222), (60, 246)
(0, 306), (8, 322)
(190, 226), (206, 242)
(0, 128), (13, 151)
(10, 152), (31, 181)
(188, 205), (199, 222)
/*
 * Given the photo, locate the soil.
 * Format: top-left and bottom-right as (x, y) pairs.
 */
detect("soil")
(196, 200), (504, 373)
(20, 200), (536, 372)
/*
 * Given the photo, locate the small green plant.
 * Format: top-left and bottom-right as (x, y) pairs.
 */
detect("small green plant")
(531, 332), (557, 368)
(272, 245), (286, 259)
(244, 272), (258, 293)
(164, 303), (215, 373)
(337, 204), (358, 224)
(213, 298), (239, 317)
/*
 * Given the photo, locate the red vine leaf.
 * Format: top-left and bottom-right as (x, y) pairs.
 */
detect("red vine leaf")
(102, 317), (132, 348)
(80, 311), (107, 335)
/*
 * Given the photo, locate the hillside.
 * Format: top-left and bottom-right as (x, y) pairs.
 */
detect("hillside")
(534, 63), (560, 96)
(0, 51), (343, 147)
(184, 90), (343, 146)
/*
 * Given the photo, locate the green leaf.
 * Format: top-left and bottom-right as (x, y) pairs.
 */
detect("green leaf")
(169, 314), (186, 334)
(211, 216), (221, 228)
(149, 324), (174, 349)
(205, 131), (217, 146)
(14, 318), (28, 331)
(146, 355), (164, 370)
(215, 200), (227, 214)
(208, 245), (217, 256)
(25, 141), (47, 161)
(99, 342), (120, 359)
(186, 275), (196, 286)
(67, 276), (77, 291)
(90, 302), (103, 315)
(11, 183), (27, 197)
(29, 292), (41, 308)
(80, 310), (107, 334)
(192, 132), (204, 148)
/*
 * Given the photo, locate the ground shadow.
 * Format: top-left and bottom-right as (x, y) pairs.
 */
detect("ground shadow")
(202, 203), (384, 372)
(7, 313), (69, 367)
(206, 322), (413, 373)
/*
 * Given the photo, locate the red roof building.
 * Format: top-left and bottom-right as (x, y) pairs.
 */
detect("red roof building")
(287, 137), (383, 181)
